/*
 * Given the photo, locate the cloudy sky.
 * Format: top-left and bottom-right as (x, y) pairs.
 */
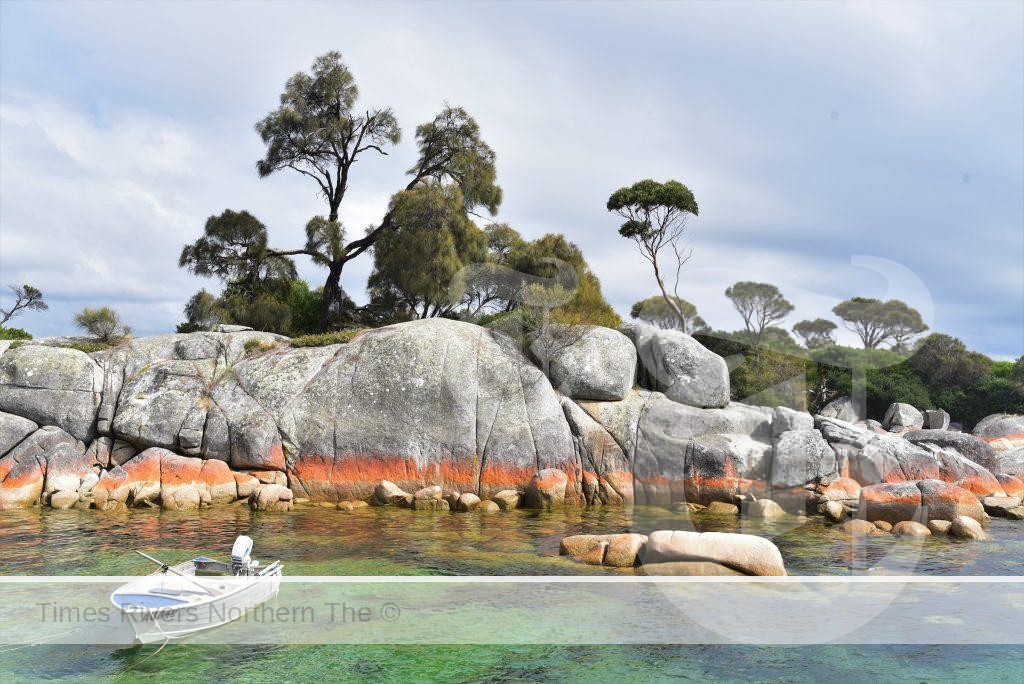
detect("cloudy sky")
(1, 1), (1021, 357)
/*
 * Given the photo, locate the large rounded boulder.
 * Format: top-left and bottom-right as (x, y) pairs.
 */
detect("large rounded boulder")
(530, 325), (636, 401)
(622, 322), (729, 409)
(973, 414), (1024, 451)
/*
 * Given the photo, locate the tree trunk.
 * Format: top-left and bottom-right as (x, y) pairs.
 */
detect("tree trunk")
(316, 261), (344, 332)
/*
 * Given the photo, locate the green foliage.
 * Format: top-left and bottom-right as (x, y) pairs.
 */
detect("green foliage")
(908, 333), (990, 388)
(290, 328), (368, 347)
(0, 326), (32, 340)
(1, 284), (48, 326)
(56, 341), (110, 354)
(832, 297), (927, 349)
(606, 179), (698, 241)
(695, 332), (811, 409)
(285, 280), (322, 335)
(73, 306), (131, 342)
(792, 318), (837, 349)
(243, 338), (277, 356)
(724, 281), (795, 348)
(368, 184), (487, 319)
(630, 295), (707, 333)
(176, 289), (221, 333)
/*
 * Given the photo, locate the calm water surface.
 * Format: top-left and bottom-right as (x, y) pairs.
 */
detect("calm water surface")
(1, 505), (1022, 681)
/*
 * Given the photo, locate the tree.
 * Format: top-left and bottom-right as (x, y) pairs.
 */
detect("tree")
(793, 318), (838, 349)
(884, 300), (929, 351)
(724, 281), (795, 348)
(74, 306), (130, 342)
(367, 183), (487, 319)
(1, 284), (47, 325)
(254, 53), (501, 330)
(832, 297), (927, 349)
(607, 179), (698, 331)
(176, 289), (221, 333)
(630, 295), (707, 333)
(179, 210), (297, 296)
(908, 333), (990, 389)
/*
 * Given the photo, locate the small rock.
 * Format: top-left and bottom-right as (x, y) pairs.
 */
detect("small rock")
(412, 498), (450, 511)
(950, 515), (987, 540)
(927, 520), (952, 535)
(821, 500), (846, 523)
(577, 541), (609, 565)
(747, 499), (787, 519)
(636, 561), (742, 576)
(982, 496), (1023, 518)
(318, 501), (336, 508)
(373, 480), (413, 507)
(705, 501), (740, 516)
(49, 490), (79, 510)
(874, 520), (893, 532)
(250, 484), (293, 511)
(337, 500), (369, 511)
(492, 490), (520, 511)
(478, 500), (500, 512)
(892, 521), (931, 538)
(837, 519), (877, 536)
(523, 469), (568, 510)
(414, 485), (442, 501)
(444, 492), (461, 508)
(456, 493), (481, 512)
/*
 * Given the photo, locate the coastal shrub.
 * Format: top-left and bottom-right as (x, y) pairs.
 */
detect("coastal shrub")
(0, 326), (32, 340)
(290, 328), (368, 347)
(73, 306), (131, 342)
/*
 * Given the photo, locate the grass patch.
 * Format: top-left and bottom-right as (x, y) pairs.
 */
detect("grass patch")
(243, 338), (278, 356)
(290, 328), (369, 348)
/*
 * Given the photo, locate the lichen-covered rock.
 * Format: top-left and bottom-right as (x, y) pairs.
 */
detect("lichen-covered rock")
(995, 473), (1024, 498)
(277, 320), (575, 501)
(819, 476), (862, 502)
(530, 325), (636, 401)
(818, 396), (865, 424)
(641, 530), (786, 576)
(859, 482), (922, 524)
(622, 322), (729, 408)
(973, 414), (1024, 451)
(560, 398), (632, 506)
(523, 468), (568, 509)
(923, 409), (950, 430)
(0, 345), (103, 441)
(916, 479), (984, 523)
(882, 403), (924, 431)
(771, 406), (814, 437)
(579, 390), (771, 505)
(997, 447), (1024, 478)
(905, 430), (999, 472)
(0, 411), (37, 457)
(770, 429), (838, 489)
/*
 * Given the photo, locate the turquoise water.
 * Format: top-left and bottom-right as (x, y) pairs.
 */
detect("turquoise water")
(1, 505), (1022, 680)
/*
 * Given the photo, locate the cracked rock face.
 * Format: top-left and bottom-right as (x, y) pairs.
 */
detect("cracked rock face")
(622, 322), (729, 409)
(531, 325), (636, 401)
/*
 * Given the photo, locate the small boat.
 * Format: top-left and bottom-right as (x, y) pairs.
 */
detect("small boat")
(111, 536), (283, 644)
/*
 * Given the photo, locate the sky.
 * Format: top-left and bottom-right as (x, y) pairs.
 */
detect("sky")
(0, 1), (1021, 358)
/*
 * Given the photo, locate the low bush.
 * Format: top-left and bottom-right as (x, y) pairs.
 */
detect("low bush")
(0, 327), (32, 340)
(289, 328), (369, 347)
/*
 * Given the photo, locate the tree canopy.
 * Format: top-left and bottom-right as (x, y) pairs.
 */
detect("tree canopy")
(832, 297), (928, 349)
(607, 179), (698, 331)
(724, 281), (794, 347)
(630, 295), (707, 333)
(0, 284), (47, 326)
(793, 318), (838, 349)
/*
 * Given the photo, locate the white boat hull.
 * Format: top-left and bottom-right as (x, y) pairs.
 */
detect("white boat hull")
(112, 559), (283, 644)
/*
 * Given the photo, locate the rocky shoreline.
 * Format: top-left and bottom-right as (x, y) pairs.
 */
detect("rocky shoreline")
(1, 319), (1022, 542)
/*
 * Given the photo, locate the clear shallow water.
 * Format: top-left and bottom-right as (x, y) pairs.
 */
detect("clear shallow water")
(1, 505), (1022, 680)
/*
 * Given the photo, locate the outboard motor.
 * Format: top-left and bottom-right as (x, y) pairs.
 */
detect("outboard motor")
(231, 535), (254, 576)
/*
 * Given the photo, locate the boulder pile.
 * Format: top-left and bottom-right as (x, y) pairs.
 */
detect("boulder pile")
(0, 317), (1020, 539)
